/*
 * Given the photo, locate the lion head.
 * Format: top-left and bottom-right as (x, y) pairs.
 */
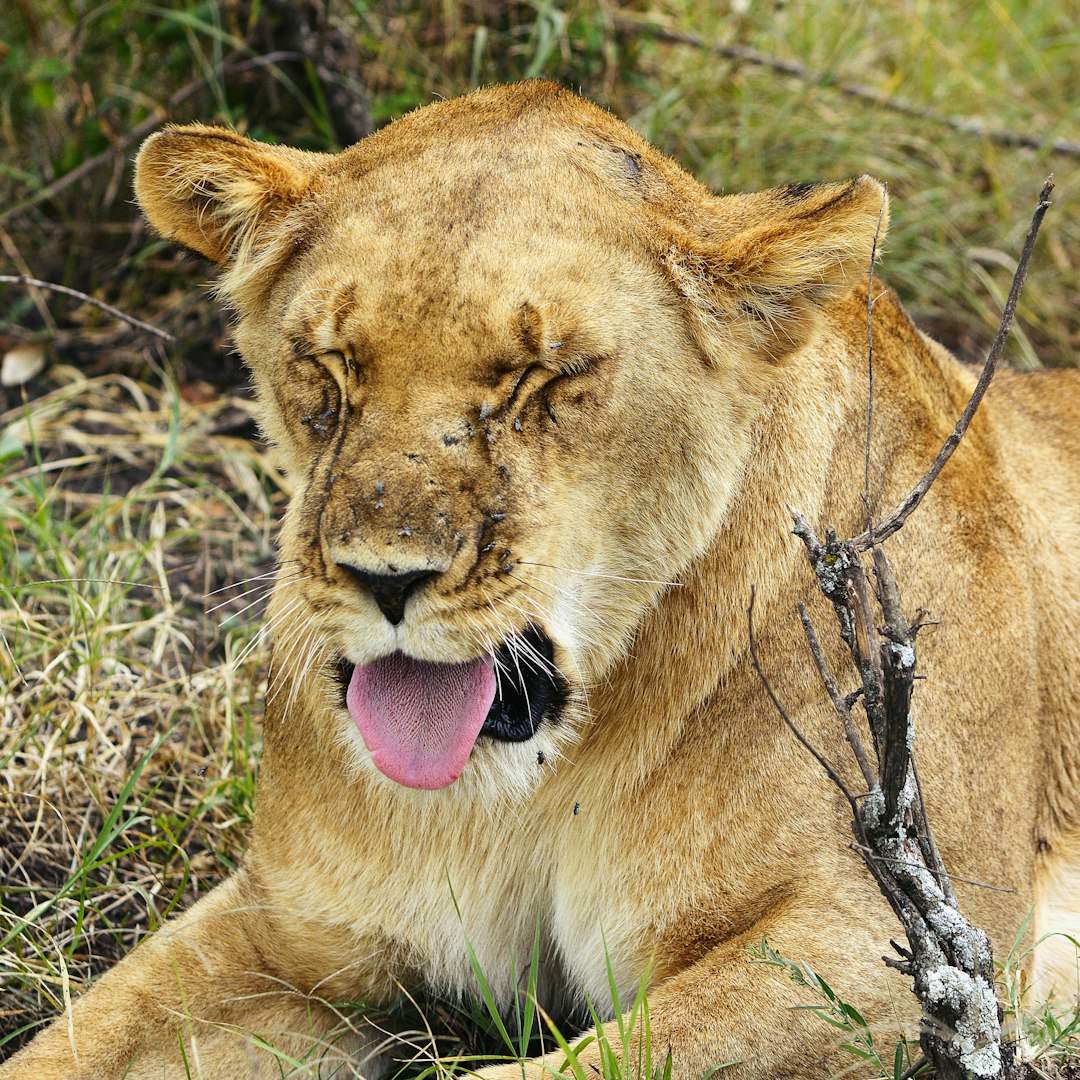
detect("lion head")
(135, 81), (885, 799)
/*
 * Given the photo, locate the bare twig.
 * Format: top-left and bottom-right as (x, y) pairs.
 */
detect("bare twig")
(852, 177), (1054, 549)
(908, 758), (957, 910)
(747, 587), (856, 806)
(781, 521), (1004, 1077)
(871, 547), (915, 825)
(850, 845), (1015, 894)
(847, 549), (886, 753)
(899, 1057), (929, 1080)
(612, 18), (1080, 160)
(797, 602), (875, 790)
(0, 275), (173, 342)
(0, 76), (213, 227)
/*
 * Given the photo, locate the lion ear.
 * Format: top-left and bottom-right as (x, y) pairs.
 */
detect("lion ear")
(134, 125), (319, 266)
(666, 176), (888, 362)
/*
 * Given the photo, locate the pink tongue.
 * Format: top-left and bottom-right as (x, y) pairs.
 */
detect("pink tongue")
(346, 653), (496, 789)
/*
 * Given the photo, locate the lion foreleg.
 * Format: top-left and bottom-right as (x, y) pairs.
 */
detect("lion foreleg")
(1, 870), (377, 1080)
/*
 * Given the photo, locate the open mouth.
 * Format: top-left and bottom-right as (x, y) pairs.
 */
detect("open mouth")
(482, 625), (562, 741)
(336, 626), (564, 789)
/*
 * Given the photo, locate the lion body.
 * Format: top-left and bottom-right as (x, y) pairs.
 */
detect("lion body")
(6, 82), (1080, 1079)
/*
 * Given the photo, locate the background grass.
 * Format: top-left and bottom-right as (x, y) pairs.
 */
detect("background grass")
(1, 0), (1078, 1074)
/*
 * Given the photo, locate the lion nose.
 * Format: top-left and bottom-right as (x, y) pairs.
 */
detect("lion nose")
(335, 563), (439, 626)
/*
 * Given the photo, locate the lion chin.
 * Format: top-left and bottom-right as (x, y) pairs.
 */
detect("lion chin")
(5, 80), (1080, 1080)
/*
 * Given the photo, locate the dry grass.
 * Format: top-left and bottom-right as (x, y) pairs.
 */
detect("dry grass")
(0, 360), (286, 1048)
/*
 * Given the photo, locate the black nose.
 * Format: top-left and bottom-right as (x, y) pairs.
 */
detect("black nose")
(336, 564), (438, 625)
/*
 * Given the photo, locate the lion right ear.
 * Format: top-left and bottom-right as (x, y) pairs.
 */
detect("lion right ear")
(134, 125), (320, 266)
(664, 175), (888, 363)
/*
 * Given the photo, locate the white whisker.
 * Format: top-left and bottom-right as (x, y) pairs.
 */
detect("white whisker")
(233, 593), (308, 668)
(504, 588), (594, 718)
(278, 631), (328, 722)
(209, 573), (310, 621)
(267, 613), (325, 718)
(515, 572), (621, 641)
(268, 606), (321, 682)
(202, 560), (304, 598)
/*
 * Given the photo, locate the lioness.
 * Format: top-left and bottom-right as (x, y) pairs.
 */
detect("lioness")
(5, 80), (1079, 1080)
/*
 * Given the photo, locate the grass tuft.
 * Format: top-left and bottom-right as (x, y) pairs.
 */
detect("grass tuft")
(0, 365), (283, 1053)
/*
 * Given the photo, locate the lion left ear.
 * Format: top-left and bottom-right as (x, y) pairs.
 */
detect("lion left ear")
(134, 125), (322, 268)
(665, 176), (888, 363)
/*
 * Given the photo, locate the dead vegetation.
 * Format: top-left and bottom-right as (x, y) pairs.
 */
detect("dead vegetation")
(0, 363), (286, 1047)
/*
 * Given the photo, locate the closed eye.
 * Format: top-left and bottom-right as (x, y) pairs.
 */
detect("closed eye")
(493, 354), (604, 421)
(502, 362), (547, 415)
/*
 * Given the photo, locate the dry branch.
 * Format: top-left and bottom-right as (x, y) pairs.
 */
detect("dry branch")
(751, 178), (1053, 1079)
(0, 275), (173, 342)
(777, 521), (1006, 1078)
(852, 178), (1054, 549)
(0, 51), (303, 227)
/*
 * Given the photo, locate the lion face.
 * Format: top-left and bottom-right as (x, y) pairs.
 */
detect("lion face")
(135, 82), (885, 797)
(240, 176), (745, 796)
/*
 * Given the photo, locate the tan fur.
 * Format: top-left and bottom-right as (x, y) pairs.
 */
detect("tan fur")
(6, 81), (1080, 1079)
